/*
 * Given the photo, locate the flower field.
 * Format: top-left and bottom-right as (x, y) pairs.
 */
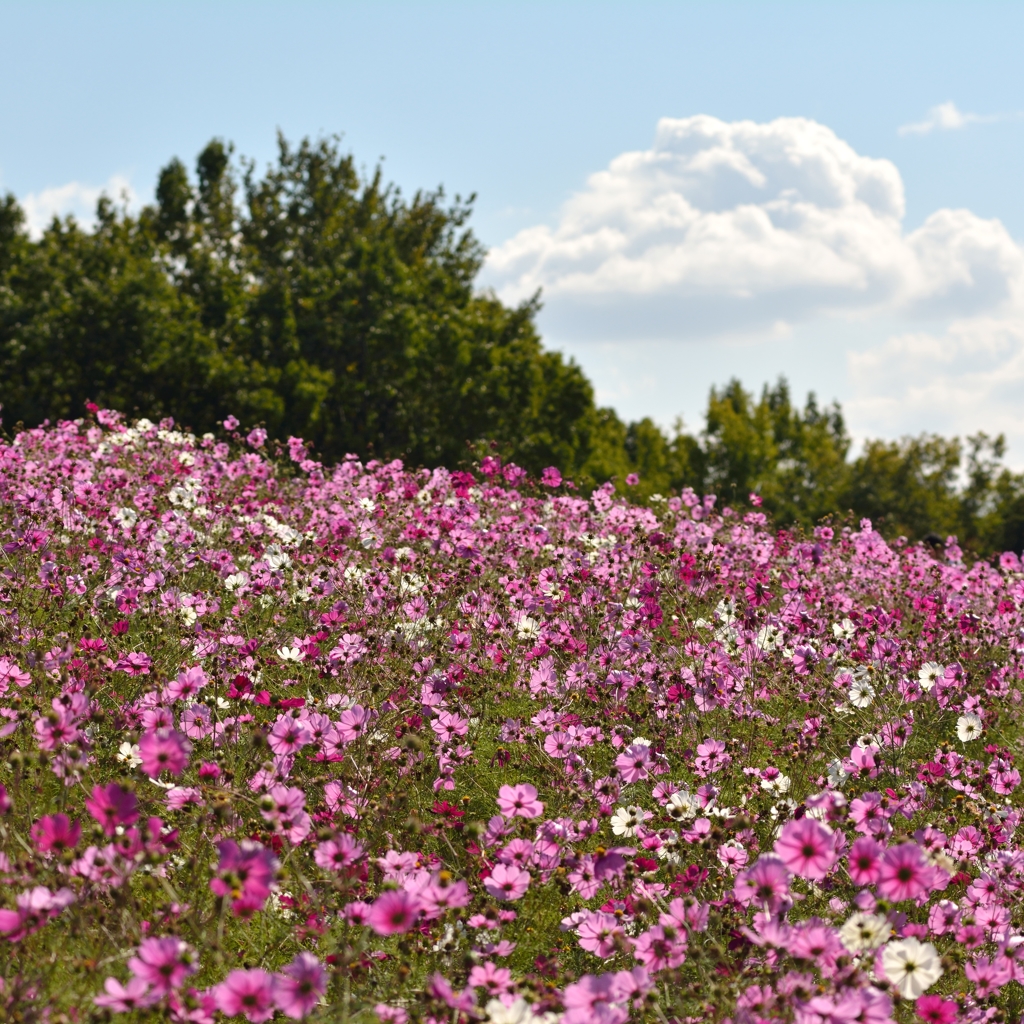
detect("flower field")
(2, 412), (1024, 1024)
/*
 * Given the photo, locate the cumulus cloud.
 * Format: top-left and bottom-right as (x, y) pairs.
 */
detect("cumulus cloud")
(19, 175), (136, 239)
(485, 115), (1024, 340)
(482, 114), (1024, 460)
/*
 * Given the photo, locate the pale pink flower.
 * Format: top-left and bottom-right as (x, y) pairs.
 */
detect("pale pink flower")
(496, 783), (544, 819)
(484, 863), (531, 901)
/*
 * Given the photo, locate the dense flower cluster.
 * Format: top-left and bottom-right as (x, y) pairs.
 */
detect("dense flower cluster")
(2, 411), (1024, 1023)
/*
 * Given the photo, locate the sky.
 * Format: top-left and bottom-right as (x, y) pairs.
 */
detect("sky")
(3, 1), (1024, 460)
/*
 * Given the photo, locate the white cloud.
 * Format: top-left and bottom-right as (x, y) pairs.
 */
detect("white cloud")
(482, 114), (1024, 461)
(897, 101), (996, 136)
(19, 175), (136, 239)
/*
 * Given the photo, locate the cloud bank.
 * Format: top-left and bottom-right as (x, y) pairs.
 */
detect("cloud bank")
(898, 102), (999, 136)
(19, 175), (136, 239)
(483, 115), (1024, 459)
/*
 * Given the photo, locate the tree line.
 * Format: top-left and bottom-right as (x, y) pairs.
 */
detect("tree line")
(1, 135), (1022, 554)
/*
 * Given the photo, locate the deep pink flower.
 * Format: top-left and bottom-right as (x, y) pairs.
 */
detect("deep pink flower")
(367, 890), (421, 935)
(84, 783), (139, 836)
(847, 836), (884, 886)
(483, 863), (531, 901)
(916, 995), (958, 1024)
(274, 952), (328, 1019)
(496, 783), (544, 819)
(216, 969), (276, 1022)
(30, 813), (81, 854)
(877, 843), (928, 902)
(138, 727), (191, 777)
(127, 936), (197, 995)
(774, 818), (837, 881)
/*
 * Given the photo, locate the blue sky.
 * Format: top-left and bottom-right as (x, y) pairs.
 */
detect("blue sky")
(4, 1), (1024, 457)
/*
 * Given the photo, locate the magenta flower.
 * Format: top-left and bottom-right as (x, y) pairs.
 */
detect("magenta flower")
(210, 839), (278, 916)
(127, 936), (197, 995)
(847, 836), (884, 886)
(774, 817), (837, 881)
(367, 890), (421, 935)
(631, 924), (687, 971)
(877, 843), (928, 902)
(138, 727), (191, 777)
(30, 813), (81, 854)
(215, 969), (277, 1022)
(273, 952), (328, 1019)
(578, 912), (626, 958)
(84, 783), (139, 836)
(484, 863), (531, 901)
(496, 783), (544, 819)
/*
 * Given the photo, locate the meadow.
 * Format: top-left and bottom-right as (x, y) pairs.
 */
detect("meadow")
(1, 410), (1023, 1024)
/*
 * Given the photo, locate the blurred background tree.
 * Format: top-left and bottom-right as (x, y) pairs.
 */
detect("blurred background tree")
(1, 136), (1022, 555)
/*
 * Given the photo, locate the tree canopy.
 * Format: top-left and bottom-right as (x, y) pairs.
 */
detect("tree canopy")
(1, 135), (1023, 555)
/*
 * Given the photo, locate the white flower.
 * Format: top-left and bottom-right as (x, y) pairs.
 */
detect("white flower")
(918, 662), (944, 691)
(848, 680), (875, 708)
(881, 938), (943, 999)
(264, 544), (291, 571)
(117, 741), (142, 768)
(111, 506), (138, 529)
(760, 773), (792, 795)
(827, 759), (850, 787)
(833, 618), (856, 640)
(224, 571), (249, 592)
(485, 998), (559, 1024)
(957, 713), (983, 742)
(839, 911), (891, 953)
(277, 646), (303, 663)
(516, 616), (540, 640)
(610, 805), (647, 837)
(756, 624), (785, 650)
(358, 497), (377, 512)
(665, 790), (699, 821)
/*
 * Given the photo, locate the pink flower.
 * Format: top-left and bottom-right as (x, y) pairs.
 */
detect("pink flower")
(268, 716), (313, 756)
(631, 924), (687, 971)
(274, 952), (327, 1019)
(84, 783), (139, 836)
(94, 976), (153, 1011)
(138, 727), (191, 777)
(541, 467), (562, 487)
(0, 885), (75, 942)
(877, 843), (928, 902)
(496, 783), (544, 819)
(313, 835), (365, 872)
(774, 817), (837, 881)
(484, 863), (531, 901)
(367, 890), (421, 935)
(615, 742), (654, 783)
(467, 961), (513, 995)
(30, 813), (81, 854)
(847, 836), (884, 886)
(127, 936), (197, 995)
(578, 912), (627, 958)
(734, 856), (791, 913)
(216, 969), (277, 1022)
